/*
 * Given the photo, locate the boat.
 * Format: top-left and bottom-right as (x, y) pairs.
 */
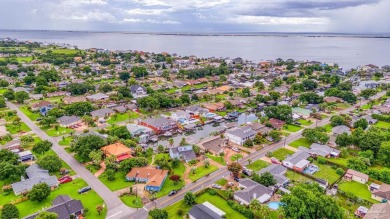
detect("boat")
(163, 131), (173, 137)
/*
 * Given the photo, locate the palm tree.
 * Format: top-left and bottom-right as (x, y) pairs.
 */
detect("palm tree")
(226, 188), (234, 199)
(250, 200), (271, 219)
(168, 138), (174, 147)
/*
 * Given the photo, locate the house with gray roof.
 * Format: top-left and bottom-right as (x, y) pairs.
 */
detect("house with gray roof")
(130, 84), (148, 99)
(199, 136), (226, 155)
(225, 126), (256, 146)
(188, 202), (225, 219)
(11, 164), (59, 195)
(186, 105), (209, 116)
(169, 145), (197, 163)
(234, 178), (273, 205)
(139, 117), (177, 134)
(258, 164), (289, 188)
(57, 115), (81, 128)
(298, 143), (340, 158)
(332, 125), (351, 135)
(86, 93), (109, 102)
(24, 195), (84, 219)
(90, 108), (114, 121)
(282, 151), (311, 172)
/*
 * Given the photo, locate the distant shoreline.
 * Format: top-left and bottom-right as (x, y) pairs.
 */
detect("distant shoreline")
(1, 29), (390, 39)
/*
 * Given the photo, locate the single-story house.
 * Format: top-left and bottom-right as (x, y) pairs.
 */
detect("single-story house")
(31, 101), (53, 112)
(86, 93), (109, 102)
(247, 122), (265, 132)
(225, 126), (256, 146)
(30, 94), (43, 100)
(324, 96), (343, 103)
(258, 164), (289, 188)
(11, 164), (59, 195)
(24, 195), (84, 219)
(57, 115), (82, 128)
(126, 167), (168, 192)
(363, 203), (390, 219)
(332, 125), (351, 135)
(101, 142), (132, 162)
(202, 102), (225, 112)
(282, 151), (311, 172)
(298, 143), (340, 158)
(199, 136), (225, 155)
(234, 178), (273, 205)
(169, 145), (197, 163)
(186, 105), (209, 117)
(355, 206), (369, 218)
(139, 117), (177, 134)
(63, 96), (87, 104)
(113, 106), (127, 114)
(188, 202), (225, 219)
(344, 169), (369, 184)
(126, 123), (154, 137)
(17, 150), (34, 162)
(46, 91), (71, 98)
(371, 183), (390, 202)
(269, 118), (286, 129)
(90, 108), (114, 121)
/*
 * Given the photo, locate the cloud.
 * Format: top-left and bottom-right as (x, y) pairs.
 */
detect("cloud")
(230, 16), (329, 25)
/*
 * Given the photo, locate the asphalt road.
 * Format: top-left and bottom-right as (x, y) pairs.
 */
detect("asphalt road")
(6, 102), (136, 219)
(127, 91), (386, 219)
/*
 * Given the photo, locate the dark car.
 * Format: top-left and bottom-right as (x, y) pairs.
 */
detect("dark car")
(78, 186), (91, 194)
(234, 177), (240, 182)
(36, 118), (43, 121)
(168, 190), (177, 196)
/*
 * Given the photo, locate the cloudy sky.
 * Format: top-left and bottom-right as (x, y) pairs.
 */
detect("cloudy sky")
(0, 0), (389, 33)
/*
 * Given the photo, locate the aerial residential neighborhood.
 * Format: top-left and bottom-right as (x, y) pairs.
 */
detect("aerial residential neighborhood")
(1, 38), (390, 219)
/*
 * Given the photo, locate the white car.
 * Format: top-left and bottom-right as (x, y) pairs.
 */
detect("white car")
(232, 147), (240, 152)
(212, 184), (222, 189)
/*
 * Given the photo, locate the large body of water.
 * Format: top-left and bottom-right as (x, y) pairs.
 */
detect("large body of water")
(1, 30), (390, 69)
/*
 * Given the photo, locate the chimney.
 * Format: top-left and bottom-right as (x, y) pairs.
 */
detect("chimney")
(253, 193), (257, 199)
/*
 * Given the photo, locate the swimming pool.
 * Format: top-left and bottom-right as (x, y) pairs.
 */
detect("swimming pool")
(268, 202), (282, 210)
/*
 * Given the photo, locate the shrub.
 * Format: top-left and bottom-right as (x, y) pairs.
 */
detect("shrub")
(208, 189), (217, 195)
(106, 169), (115, 181)
(177, 209), (183, 216)
(227, 200), (254, 219)
(336, 168), (344, 175)
(317, 157), (327, 164)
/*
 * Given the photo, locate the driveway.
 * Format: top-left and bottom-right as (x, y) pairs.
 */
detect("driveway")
(6, 102), (136, 218)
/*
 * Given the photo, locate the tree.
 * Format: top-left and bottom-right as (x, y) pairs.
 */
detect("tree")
(203, 159), (210, 168)
(264, 105), (293, 123)
(110, 126), (131, 139)
(3, 90), (15, 100)
(0, 162), (24, 181)
(347, 157), (368, 172)
(269, 130), (281, 142)
(1, 204), (19, 219)
(302, 79), (318, 90)
(252, 172), (277, 186)
(0, 97), (6, 108)
(37, 154), (62, 172)
(32, 140), (52, 154)
(119, 157), (148, 172)
(302, 127), (329, 144)
(269, 91), (280, 101)
(227, 162), (242, 177)
(249, 200), (270, 219)
(131, 66), (148, 78)
(360, 88), (377, 99)
(330, 115), (345, 127)
(89, 150), (103, 166)
(378, 141), (390, 167)
(35, 211), (58, 219)
(119, 72), (130, 81)
(73, 135), (106, 158)
(281, 183), (344, 219)
(39, 116), (57, 128)
(335, 132), (352, 147)
(169, 175), (181, 185)
(299, 92), (323, 104)
(65, 102), (94, 117)
(96, 204), (104, 216)
(149, 209), (168, 219)
(28, 183), (51, 202)
(0, 149), (20, 165)
(117, 87), (132, 98)
(66, 83), (95, 95)
(184, 192), (196, 206)
(243, 139), (254, 147)
(168, 138), (174, 147)
(14, 91), (29, 103)
(354, 118), (368, 130)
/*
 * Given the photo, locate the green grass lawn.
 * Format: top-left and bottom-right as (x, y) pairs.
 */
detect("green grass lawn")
(164, 191), (247, 219)
(206, 153), (226, 165)
(231, 154), (243, 162)
(0, 88), (8, 95)
(107, 112), (140, 124)
(58, 136), (73, 146)
(283, 124), (303, 132)
(289, 138), (312, 148)
(5, 122), (31, 134)
(285, 170), (313, 184)
(120, 195), (143, 208)
(86, 164), (101, 174)
(271, 148), (294, 161)
(43, 126), (74, 137)
(19, 106), (41, 121)
(335, 103), (351, 110)
(327, 157), (349, 167)
(34, 150), (75, 177)
(339, 181), (379, 203)
(7, 178), (106, 219)
(246, 160), (269, 171)
(215, 178), (228, 186)
(312, 161), (341, 184)
(361, 104), (371, 110)
(172, 162), (186, 177)
(374, 121), (390, 129)
(156, 178), (185, 198)
(297, 119), (313, 126)
(189, 165), (218, 182)
(323, 124), (333, 133)
(216, 111), (227, 117)
(99, 171), (134, 191)
(0, 56), (33, 62)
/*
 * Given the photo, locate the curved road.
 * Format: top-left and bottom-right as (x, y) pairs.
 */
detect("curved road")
(6, 102), (136, 219)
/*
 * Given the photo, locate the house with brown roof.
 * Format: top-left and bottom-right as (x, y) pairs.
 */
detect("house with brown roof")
(216, 85), (231, 92)
(363, 203), (390, 219)
(101, 142), (132, 162)
(126, 167), (168, 191)
(372, 184), (390, 202)
(199, 136), (226, 155)
(344, 169), (369, 184)
(202, 102), (225, 112)
(324, 96), (343, 103)
(63, 96), (87, 104)
(269, 118), (286, 129)
(30, 101), (52, 111)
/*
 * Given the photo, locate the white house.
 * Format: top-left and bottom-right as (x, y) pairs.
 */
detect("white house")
(225, 126), (256, 146)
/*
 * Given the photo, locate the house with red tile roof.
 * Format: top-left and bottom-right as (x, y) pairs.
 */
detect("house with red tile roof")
(101, 142), (132, 162)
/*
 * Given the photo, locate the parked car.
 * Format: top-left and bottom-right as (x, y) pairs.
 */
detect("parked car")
(211, 184), (222, 189)
(271, 157), (280, 164)
(242, 169), (252, 176)
(232, 147), (240, 152)
(78, 186), (91, 194)
(60, 169), (70, 175)
(36, 118), (42, 121)
(294, 122), (301, 125)
(227, 182), (235, 186)
(168, 190), (177, 196)
(234, 177), (240, 182)
(59, 176), (72, 184)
